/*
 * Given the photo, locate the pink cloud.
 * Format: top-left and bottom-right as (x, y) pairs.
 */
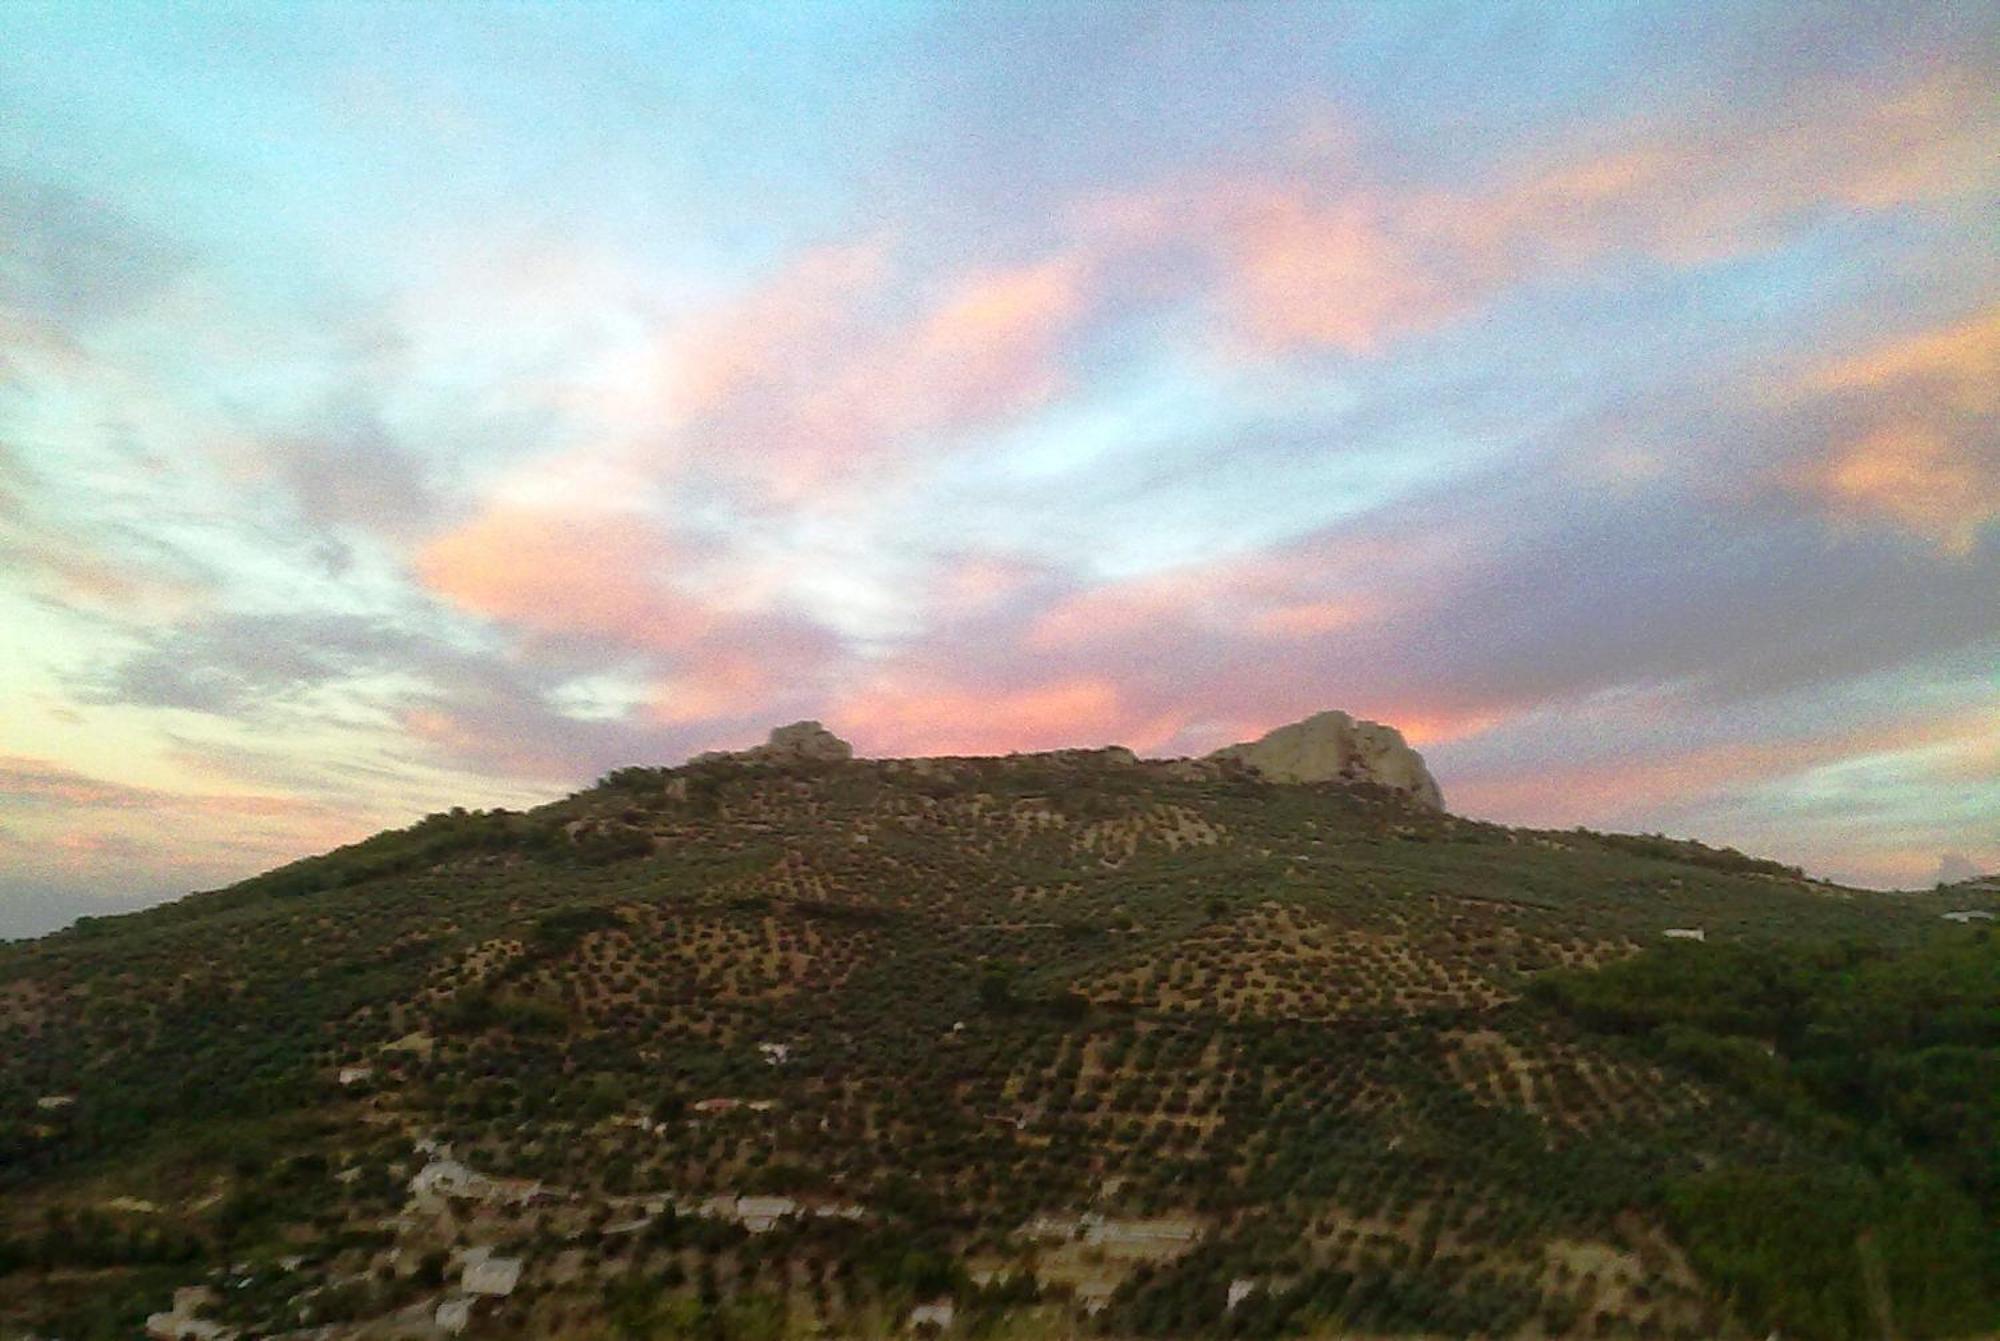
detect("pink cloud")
(1026, 534), (1409, 653)
(643, 622), (844, 727)
(1807, 426), (1998, 556)
(1783, 305), (2000, 554)
(1249, 597), (1377, 638)
(930, 554), (1051, 611)
(408, 67), (1991, 524)
(908, 257), (1088, 416)
(1449, 706), (1996, 829)
(399, 487), (862, 781)
(667, 242), (892, 421)
(1798, 304), (2000, 413)
(727, 254), (1095, 497)
(413, 503), (716, 650)
(494, 243), (1099, 506)
(830, 675), (1178, 758)
(1214, 189), (1452, 354)
(1465, 69), (1993, 271)
(0, 756), (320, 818)
(1079, 67), (1997, 357)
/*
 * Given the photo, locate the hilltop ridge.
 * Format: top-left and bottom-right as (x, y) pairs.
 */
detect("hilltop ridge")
(683, 706), (1445, 811)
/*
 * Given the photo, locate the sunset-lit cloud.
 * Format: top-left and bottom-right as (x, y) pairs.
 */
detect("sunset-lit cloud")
(0, 754), (375, 922)
(415, 503), (711, 649)
(2, 3), (1996, 935)
(1025, 535), (1412, 652)
(831, 675), (1161, 758)
(1218, 190), (1444, 354)
(691, 251), (1096, 498)
(1052, 63), (2000, 360)
(1442, 66), (1997, 270)
(1783, 306), (2000, 553)
(668, 243), (892, 424)
(1800, 306), (2000, 411)
(1806, 427), (1999, 555)
(1447, 706), (1996, 827)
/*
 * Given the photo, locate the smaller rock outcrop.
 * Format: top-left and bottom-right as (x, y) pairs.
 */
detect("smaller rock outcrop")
(694, 720), (854, 767)
(1203, 710), (1444, 810)
(761, 720), (853, 762)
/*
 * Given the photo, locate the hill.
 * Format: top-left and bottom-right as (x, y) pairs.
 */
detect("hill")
(0, 717), (1993, 1340)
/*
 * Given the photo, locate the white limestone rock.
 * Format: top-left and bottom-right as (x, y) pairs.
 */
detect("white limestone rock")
(693, 720), (854, 766)
(462, 1253), (523, 1296)
(1203, 710), (1445, 810)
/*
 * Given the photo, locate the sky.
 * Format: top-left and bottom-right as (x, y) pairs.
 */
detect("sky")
(1, 2), (1996, 938)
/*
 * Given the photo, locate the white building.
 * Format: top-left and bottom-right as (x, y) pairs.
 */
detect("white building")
(734, 1196), (799, 1232)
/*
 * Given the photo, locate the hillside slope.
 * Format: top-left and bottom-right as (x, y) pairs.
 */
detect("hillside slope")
(0, 729), (1992, 1340)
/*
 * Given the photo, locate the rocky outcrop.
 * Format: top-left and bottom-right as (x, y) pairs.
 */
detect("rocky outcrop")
(694, 720), (853, 767)
(1203, 710), (1444, 810)
(761, 720), (853, 762)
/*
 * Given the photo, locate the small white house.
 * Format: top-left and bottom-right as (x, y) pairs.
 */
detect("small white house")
(1663, 928), (1706, 942)
(435, 1297), (473, 1334)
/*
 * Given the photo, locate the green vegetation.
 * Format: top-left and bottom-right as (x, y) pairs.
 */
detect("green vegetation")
(1536, 932), (1999, 1338)
(1664, 1166), (1988, 1341)
(0, 751), (1989, 1338)
(234, 805), (556, 898)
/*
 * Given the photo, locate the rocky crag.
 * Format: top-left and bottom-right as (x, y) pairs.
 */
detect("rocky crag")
(692, 719), (854, 767)
(1201, 709), (1445, 810)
